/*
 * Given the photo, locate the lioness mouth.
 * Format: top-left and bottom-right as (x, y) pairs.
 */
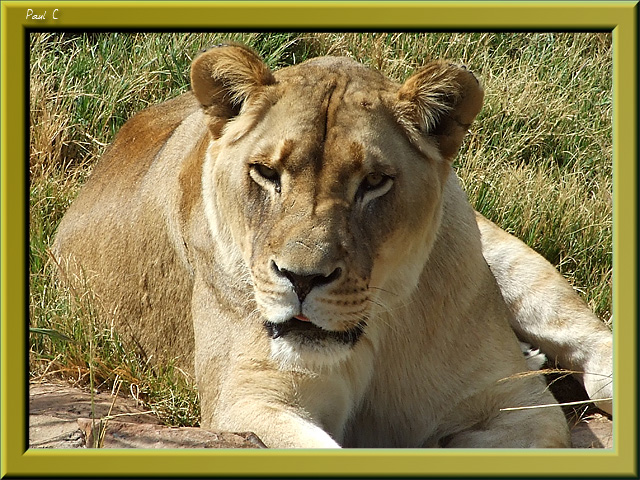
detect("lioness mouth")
(264, 318), (366, 345)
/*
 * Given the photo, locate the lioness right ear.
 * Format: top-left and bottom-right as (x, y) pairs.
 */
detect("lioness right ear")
(395, 61), (484, 162)
(190, 44), (275, 138)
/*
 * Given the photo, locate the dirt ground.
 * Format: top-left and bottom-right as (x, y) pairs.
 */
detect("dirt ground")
(29, 380), (612, 449)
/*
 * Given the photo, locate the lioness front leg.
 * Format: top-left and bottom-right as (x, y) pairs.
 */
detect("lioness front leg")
(202, 400), (341, 449)
(426, 361), (571, 449)
(196, 359), (343, 448)
(444, 409), (570, 448)
(192, 276), (343, 448)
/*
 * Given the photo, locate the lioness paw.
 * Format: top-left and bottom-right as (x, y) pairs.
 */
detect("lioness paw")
(519, 341), (547, 371)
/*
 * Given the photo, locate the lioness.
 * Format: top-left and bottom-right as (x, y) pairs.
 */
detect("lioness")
(53, 44), (612, 448)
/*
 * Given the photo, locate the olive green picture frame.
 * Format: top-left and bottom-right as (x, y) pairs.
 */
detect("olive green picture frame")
(2, 1), (636, 477)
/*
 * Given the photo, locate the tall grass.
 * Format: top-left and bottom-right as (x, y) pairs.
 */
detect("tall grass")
(29, 32), (612, 425)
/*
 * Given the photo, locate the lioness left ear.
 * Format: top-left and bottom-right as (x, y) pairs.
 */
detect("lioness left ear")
(395, 62), (484, 161)
(190, 44), (275, 138)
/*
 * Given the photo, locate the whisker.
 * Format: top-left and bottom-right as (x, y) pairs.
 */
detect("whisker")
(367, 285), (398, 297)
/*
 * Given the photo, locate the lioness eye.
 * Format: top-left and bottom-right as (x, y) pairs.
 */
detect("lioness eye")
(255, 164), (279, 181)
(356, 172), (393, 202)
(364, 172), (385, 189)
(250, 164), (281, 193)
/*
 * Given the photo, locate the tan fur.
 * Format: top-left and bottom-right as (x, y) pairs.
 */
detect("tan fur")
(476, 213), (612, 415)
(54, 45), (610, 448)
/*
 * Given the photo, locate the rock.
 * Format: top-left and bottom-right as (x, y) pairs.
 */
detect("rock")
(77, 418), (265, 448)
(29, 381), (158, 448)
(29, 381), (264, 449)
(570, 413), (613, 449)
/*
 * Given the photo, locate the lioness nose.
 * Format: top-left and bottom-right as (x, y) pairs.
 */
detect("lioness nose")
(272, 262), (342, 302)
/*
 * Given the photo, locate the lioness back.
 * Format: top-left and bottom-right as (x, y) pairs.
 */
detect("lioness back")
(54, 93), (204, 370)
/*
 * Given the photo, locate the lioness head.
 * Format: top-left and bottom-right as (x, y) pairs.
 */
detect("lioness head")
(191, 45), (483, 369)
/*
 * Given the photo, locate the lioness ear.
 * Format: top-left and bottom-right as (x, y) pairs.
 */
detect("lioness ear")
(395, 62), (484, 161)
(190, 44), (275, 138)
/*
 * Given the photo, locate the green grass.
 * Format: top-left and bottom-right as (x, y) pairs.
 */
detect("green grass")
(29, 32), (612, 426)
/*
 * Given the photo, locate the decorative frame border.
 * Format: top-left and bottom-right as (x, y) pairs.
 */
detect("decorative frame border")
(2, 1), (636, 477)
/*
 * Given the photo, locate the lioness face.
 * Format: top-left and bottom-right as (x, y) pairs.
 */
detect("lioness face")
(194, 49), (483, 369)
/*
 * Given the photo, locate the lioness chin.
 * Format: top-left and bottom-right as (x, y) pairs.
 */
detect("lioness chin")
(54, 44), (612, 448)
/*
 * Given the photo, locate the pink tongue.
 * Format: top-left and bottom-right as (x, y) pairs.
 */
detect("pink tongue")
(295, 315), (311, 322)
